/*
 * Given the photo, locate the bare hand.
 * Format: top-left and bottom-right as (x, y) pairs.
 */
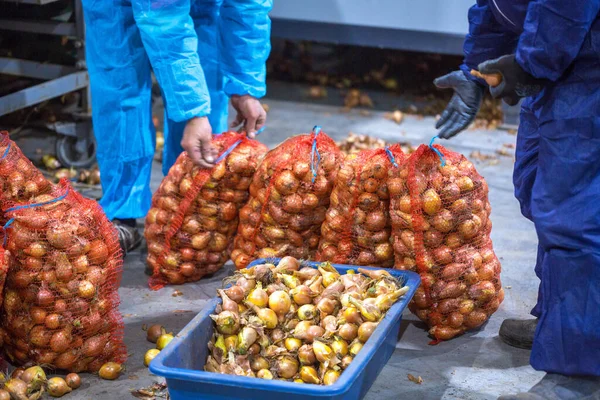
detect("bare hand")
(181, 116), (217, 168)
(230, 95), (266, 138)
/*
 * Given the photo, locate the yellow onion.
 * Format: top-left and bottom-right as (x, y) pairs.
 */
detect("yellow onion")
(157, 333), (174, 350)
(247, 283), (268, 308)
(245, 302), (277, 329)
(348, 297), (381, 322)
(250, 356), (270, 372)
(144, 349), (160, 367)
(298, 344), (316, 365)
(312, 340), (336, 364)
(342, 307), (363, 324)
(358, 322), (378, 342)
(224, 335), (238, 351)
(211, 311), (240, 335)
(349, 342), (363, 357)
(290, 285), (313, 305)
(284, 337), (302, 352)
(316, 298), (337, 316)
(299, 366), (320, 384)
(98, 362), (122, 380)
(341, 355), (353, 369)
(339, 323), (358, 341)
(257, 369), (273, 380)
(323, 369), (340, 385)
(268, 291), (291, 316)
(237, 327), (258, 355)
(297, 304), (317, 321)
(276, 355), (299, 379)
(318, 264), (340, 288)
(331, 338), (349, 357)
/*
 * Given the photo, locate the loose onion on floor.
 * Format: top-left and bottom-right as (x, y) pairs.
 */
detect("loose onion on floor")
(204, 257), (409, 384)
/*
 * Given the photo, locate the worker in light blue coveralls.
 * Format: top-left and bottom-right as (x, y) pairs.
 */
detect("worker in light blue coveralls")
(435, 0), (600, 398)
(81, 0), (271, 253)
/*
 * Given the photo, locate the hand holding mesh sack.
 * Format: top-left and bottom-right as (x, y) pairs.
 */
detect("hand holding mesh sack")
(317, 145), (404, 267)
(232, 127), (342, 269)
(145, 132), (268, 288)
(389, 143), (503, 341)
(0, 180), (127, 372)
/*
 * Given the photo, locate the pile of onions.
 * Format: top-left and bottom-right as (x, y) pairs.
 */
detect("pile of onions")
(232, 132), (342, 269)
(145, 132), (267, 288)
(0, 180), (127, 372)
(0, 132), (52, 205)
(317, 146), (403, 267)
(388, 144), (503, 340)
(204, 256), (410, 384)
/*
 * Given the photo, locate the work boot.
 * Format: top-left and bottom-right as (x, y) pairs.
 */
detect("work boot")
(499, 318), (537, 350)
(498, 374), (600, 400)
(113, 219), (142, 255)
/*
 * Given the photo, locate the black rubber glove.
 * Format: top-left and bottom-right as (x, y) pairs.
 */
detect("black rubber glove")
(478, 54), (544, 106)
(434, 71), (484, 139)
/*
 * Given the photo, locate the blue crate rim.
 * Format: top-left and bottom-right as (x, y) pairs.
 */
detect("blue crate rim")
(150, 259), (421, 396)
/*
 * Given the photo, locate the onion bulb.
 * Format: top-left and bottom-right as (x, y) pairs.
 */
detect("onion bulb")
(256, 369), (273, 380)
(211, 311), (240, 335)
(268, 290), (291, 316)
(358, 322), (378, 342)
(247, 284), (268, 308)
(250, 356), (269, 372)
(156, 333), (174, 350)
(144, 349), (160, 367)
(20, 366), (46, 391)
(299, 366), (320, 384)
(297, 304), (317, 321)
(65, 373), (81, 389)
(47, 377), (72, 397)
(284, 337), (302, 352)
(298, 344), (316, 365)
(146, 325), (165, 344)
(276, 355), (299, 379)
(98, 362), (122, 380)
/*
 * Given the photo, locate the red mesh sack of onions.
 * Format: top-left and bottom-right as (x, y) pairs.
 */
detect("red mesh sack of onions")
(316, 145), (404, 267)
(145, 132), (268, 288)
(0, 131), (52, 204)
(389, 143), (503, 341)
(232, 127), (342, 269)
(0, 179), (127, 371)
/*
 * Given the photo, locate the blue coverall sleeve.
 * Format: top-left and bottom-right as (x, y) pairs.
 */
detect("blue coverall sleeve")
(131, 0), (211, 122)
(460, 0), (520, 84)
(516, 0), (600, 81)
(219, 0), (273, 98)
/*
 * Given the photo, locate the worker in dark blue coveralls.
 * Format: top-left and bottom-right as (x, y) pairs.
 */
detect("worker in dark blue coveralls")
(435, 1), (600, 398)
(81, 0), (272, 253)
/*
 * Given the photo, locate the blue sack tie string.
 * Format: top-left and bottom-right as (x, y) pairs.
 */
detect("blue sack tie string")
(310, 126), (322, 183)
(2, 218), (14, 247)
(0, 142), (11, 161)
(385, 146), (399, 168)
(214, 126), (266, 164)
(429, 136), (446, 167)
(3, 186), (70, 246)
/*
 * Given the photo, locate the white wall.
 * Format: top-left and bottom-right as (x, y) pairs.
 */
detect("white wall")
(271, 0), (473, 35)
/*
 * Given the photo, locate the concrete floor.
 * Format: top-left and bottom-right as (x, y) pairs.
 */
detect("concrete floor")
(52, 96), (546, 400)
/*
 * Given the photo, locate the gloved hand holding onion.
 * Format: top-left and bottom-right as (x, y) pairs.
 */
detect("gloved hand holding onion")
(204, 256), (409, 384)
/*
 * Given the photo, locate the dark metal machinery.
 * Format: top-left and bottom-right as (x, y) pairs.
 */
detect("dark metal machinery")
(0, 0), (97, 168)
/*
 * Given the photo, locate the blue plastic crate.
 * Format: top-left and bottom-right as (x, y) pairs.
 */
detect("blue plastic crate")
(150, 259), (421, 400)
